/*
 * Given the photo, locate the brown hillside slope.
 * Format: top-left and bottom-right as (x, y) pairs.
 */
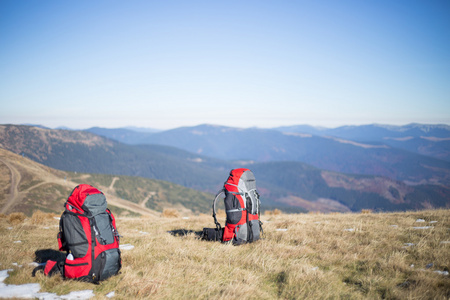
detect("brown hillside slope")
(0, 148), (158, 216)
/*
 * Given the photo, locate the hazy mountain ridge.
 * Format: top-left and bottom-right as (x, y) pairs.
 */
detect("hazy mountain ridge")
(87, 124), (450, 186)
(1, 124), (449, 212)
(276, 123), (450, 161)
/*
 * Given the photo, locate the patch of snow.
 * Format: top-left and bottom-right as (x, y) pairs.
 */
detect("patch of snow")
(28, 262), (42, 267)
(311, 267), (319, 271)
(410, 264), (414, 268)
(59, 290), (95, 299)
(0, 269), (94, 300)
(13, 241), (21, 243)
(403, 243), (414, 247)
(434, 270), (449, 276)
(139, 231), (148, 235)
(413, 226), (433, 229)
(0, 269), (40, 299)
(119, 244), (134, 250)
(7, 227), (13, 230)
(275, 229), (288, 232)
(344, 228), (355, 232)
(0, 282), (41, 298)
(182, 217), (190, 220)
(54, 217), (60, 220)
(415, 219), (425, 222)
(440, 241), (450, 244)
(106, 291), (115, 298)
(429, 221), (438, 224)
(390, 225), (398, 228)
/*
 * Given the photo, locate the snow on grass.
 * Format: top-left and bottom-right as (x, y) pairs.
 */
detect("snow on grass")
(0, 269), (94, 299)
(106, 291), (115, 298)
(119, 244), (134, 250)
(413, 226), (433, 229)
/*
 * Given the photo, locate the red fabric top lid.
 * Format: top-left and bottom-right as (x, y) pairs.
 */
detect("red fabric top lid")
(226, 168), (250, 186)
(66, 184), (102, 213)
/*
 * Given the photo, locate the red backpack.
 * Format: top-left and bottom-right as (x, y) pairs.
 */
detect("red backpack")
(36, 184), (121, 282)
(204, 168), (263, 244)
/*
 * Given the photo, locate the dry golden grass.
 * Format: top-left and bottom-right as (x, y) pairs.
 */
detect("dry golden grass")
(0, 209), (449, 299)
(7, 212), (26, 225)
(30, 210), (57, 225)
(264, 209), (282, 216)
(161, 208), (180, 218)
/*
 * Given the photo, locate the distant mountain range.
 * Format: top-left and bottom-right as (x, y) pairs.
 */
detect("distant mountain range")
(1, 124), (449, 212)
(87, 123), (450, 186)
(275, 123), (450, 162)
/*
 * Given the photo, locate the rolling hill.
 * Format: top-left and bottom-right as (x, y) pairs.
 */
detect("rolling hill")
(0, 147), (214, 216)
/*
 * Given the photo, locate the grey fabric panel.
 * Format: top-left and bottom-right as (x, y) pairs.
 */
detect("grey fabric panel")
(84, 193), (107, 216)
(235, 223), (248, 242)
(101, 249), (121, 280)
(62, 214), (88, 258)
(94, 213), (114, 245)
(249, 190), (260, 215)
(250, 220), (261, 241)
(241, 170), (256, 191)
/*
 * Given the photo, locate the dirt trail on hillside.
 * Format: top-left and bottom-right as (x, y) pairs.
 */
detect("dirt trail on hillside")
(109, 177), (119, 190)
(0, 157), (21, 214)
(0, 149), (158, 217)
(140, 192), (156, 208)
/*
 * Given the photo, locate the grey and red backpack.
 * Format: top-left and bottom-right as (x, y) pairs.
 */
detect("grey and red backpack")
(203, 168), (263, 245)
(35, 184), (121, 283)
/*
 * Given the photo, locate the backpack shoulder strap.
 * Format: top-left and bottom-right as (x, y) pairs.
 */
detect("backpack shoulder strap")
(212, 189), (225, 230)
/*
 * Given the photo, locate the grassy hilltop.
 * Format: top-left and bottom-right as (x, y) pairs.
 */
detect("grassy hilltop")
(0, 209), (449, 299)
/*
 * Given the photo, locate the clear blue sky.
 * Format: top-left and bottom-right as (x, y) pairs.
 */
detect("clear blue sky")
(1, 0), (449, 129)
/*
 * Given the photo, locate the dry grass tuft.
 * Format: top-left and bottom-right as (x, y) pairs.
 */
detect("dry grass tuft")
(265, 209), (282, 216)
(30, 210), (57, 225)
(161, 208), (180, 218)
(8, 212), (26, 225)
(361, 209), (372, 214)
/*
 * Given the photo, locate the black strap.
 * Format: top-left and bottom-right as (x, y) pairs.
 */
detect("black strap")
(212, 189), (224, 231)
(32, 264), (45, 277)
